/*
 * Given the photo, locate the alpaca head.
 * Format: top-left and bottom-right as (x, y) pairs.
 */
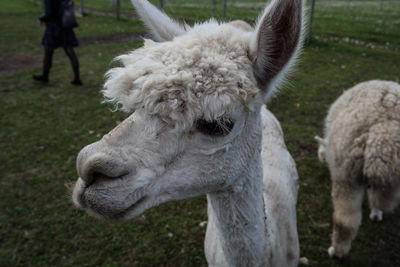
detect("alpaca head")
(72, 0), (304, 220)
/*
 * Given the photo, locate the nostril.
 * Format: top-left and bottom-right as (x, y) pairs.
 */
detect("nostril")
(92, 171), (105, 182)
(85, 171), (117, 188)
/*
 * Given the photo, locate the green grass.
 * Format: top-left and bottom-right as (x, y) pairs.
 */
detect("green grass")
(1, 0), (400, 266)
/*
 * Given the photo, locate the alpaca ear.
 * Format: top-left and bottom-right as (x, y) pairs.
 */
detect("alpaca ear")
(131, 0), (186, 42)
(249, 0), (304, 97)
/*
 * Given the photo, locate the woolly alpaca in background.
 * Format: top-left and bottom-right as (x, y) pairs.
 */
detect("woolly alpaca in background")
(315, 80), (400, 258)
(72, 0), (305, 265)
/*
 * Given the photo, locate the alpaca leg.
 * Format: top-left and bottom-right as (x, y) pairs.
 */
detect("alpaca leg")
(368, 188), (383, 222)
(328, 180), (364, 258)
(368, 186), (400, 217)
(64, 47), (82, 85)
(392, 186), (400, 211)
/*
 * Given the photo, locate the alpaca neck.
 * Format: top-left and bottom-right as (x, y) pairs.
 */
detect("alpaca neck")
(206, 149), (266, 266)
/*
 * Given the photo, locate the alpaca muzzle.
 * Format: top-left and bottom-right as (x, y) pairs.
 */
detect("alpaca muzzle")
(76, 141), (132, 188)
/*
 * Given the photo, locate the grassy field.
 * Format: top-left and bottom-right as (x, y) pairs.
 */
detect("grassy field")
(1, 0), (400, 266)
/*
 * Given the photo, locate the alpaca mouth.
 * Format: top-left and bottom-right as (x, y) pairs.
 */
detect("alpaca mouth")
(83, 191), (148, 220)
(75, 173), (126, 209)
(73, 176), (149, 221)
(85, 172), (127, 189)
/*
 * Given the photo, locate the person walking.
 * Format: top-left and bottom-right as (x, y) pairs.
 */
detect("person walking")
(33, 0), (82, 85)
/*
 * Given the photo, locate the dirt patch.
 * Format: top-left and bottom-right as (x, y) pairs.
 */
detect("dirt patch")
(79, 6), (138, 19)
(80, 32), (150, 45)
(0, 32), (149, 77)
(0, 54), (42, 77)
(291, 139), (318, 158)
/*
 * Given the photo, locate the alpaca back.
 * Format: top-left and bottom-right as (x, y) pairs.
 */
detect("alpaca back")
(323, 80), (400, 181)
(363, 120), (400, 188)
(261, 106), (299, 266)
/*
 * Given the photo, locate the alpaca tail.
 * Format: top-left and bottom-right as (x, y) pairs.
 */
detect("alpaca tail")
(299, 256), (309, 265)
(363, 121), (400, 187)
(314, 136), (327, 163)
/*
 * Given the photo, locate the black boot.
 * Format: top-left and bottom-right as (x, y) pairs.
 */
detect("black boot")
(71, 79), (83, 85)
(33, 74), (49, 83)
(33, 48), (53, 83)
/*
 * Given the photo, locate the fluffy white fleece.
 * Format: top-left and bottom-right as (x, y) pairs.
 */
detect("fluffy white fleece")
(103, 22), (259, 129)
(317, 80), (400, 258)
(318, 80), (400, 187)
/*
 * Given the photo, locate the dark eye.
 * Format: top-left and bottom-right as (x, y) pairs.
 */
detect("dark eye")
(195, 118), (235, 136)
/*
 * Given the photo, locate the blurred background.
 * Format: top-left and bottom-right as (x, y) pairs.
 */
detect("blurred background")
(0, 0), (399, 266)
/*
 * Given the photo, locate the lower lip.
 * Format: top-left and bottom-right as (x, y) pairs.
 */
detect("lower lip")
(111, 195), (148, 219)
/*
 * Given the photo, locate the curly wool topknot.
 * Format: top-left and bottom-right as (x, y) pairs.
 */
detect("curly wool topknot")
(102, 23), (260, 127)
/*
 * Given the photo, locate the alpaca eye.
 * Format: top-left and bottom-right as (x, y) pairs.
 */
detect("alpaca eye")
(195, 119), (234, 136)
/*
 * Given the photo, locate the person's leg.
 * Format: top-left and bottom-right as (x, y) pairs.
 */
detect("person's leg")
(64, 47), (82, 85)
(33, 48), (53, 83)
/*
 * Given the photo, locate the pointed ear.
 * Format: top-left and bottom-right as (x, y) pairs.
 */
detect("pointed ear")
(131, 0), (186, 42)
(249, 0), (304, 97)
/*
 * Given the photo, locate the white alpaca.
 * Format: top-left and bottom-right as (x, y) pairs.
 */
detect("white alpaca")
(72, 0), (305, 265)
(315, 80), (400, 258)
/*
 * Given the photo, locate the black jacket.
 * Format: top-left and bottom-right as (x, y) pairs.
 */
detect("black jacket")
(39, 0), (61, 23)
